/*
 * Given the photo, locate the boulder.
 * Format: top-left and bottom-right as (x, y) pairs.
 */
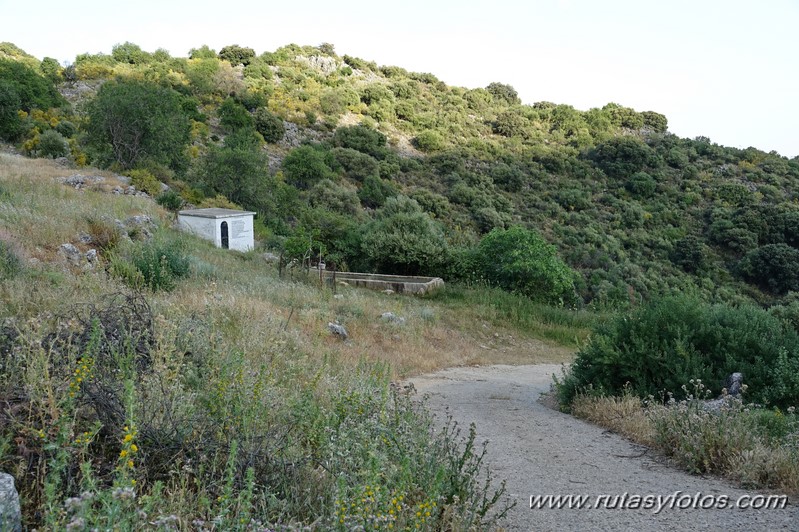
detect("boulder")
(327, 322), (348, 340)
(380, 312), (406, 325)
(58, 243), (82, 265)
(0, 473), (21, 532)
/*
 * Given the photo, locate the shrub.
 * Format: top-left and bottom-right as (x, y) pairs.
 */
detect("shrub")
(156, 190), (184, 211)
(625, 171), (657, 198)
(473, 226), (578, 305)
(332, 125), (387, 158)
(126, 169), (162, 196)
(218, 97), (253, 132)
(413, 130), (445, 152)
(358, 196), (449, 275)
(330, 147), (379, 182)
(557, 295), (799, 409)
(36, 129), (69, 159)
(112, 237), (191, 291)
(739, 244), (799, 295)
(485, 82), (521, 105)
(282, 145), (335, 190)
(254, 108), (284, 143)
(0, 240), (22, 280)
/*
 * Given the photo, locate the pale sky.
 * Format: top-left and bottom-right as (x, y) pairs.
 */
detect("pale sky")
(3, 0), (797, 157)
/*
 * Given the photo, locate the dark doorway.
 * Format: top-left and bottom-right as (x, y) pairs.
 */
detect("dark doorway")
(221, 221), (229, 249)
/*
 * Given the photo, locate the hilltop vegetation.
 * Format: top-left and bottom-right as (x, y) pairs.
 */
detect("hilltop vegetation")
(3, 40), (799, 308)
(2, 39), (799, 525)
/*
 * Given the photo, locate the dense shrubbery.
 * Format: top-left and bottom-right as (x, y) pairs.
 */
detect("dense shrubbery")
(557, 295), (799, 409)
(4, 40), (799, 305)
(471, 226), (578, 305)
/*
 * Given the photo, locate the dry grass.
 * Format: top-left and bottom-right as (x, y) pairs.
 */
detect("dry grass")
(0, 152), (575, 380)
(570, 391), (799, 495)
(571, 392), (656, 446)
(0, 153), (159, 263)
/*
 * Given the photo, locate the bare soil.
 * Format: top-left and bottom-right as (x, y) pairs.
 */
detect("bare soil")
(408, 364), (798, 531)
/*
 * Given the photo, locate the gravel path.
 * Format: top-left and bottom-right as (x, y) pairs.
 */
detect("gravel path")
(408, 365), (798, 531)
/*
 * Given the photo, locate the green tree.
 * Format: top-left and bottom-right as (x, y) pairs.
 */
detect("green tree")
(189, 45), (217, 59)
(39, 57), (62, 83)
(474, 226), (578, 304)
(332, 125), (387, 157)
(359, 196), (449, 275)
(37, 129), (69, 158)
(218, 45), (255, 66)
(738, 244), (799, 295)
(486, 82), (521, 105)
(193, 144), (269, 208)
(85, 79), (191, 171)
(282, 145), (335, 189)
(218, 97), (254, 132)
(254, 108), (284, 143)
(112, 42), (150, 64)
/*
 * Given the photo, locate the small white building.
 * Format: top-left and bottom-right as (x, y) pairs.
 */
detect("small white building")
(177, 208), (256, 251)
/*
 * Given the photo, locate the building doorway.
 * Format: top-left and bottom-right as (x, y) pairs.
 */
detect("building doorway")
(221, 221), (229, 249)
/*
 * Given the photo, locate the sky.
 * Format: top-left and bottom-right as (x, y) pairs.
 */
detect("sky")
(2, 0), (797, 157)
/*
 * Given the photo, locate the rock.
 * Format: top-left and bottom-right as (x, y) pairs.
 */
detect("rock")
(262, 252), (280, 263)
(160, 182), (170, 193)
(57, 174), (105, 189)
(327, 322), (348, 340)
(726, 372), (743, 397)
(333, 294), (344, 299)
(78, 232), (93, 244)
(380, 312), (406, 325)
(382, 289), (395, 295)
(0, 473), (21, 532)
(58, 243), (82, 265)
(85, 249), (98, 263)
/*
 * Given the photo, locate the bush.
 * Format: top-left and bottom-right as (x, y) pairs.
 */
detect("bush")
(0, 240), (22, 280)
(739, 244), (799, 295)
(253, 108), (284, 143)
(413, 130), (445, 152)
(332, 125), (387, 158)
(112, 237), (191, 291)
(473, 226), (578, 305)
(156, 190), (184, 211)
(282, 145), (335, 190)
(36, 129), (69, 159)
(126, 169), (162, 196)
(557, 295), (799, 409)
(358, 196), (449, 275)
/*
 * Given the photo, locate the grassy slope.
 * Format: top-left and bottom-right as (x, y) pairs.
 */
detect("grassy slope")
(0, 151), (593, 527)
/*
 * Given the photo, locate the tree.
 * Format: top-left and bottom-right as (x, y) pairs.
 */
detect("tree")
(642, 111), (668, 133)
(85, 79), (191, 171)
(218, 45), (255, 66)
(738, 244), (799, 295)
(282, 145), (335, 189)
(474, 226), (577, 304)
(193, 144), (269, 209)
(254, 108), (284, 143)
(218, 97), (253, 132)
(189, 45), (217, 59)
(112, 42), (150, 64)
(0, 59), (64, 112)
(486, 82), (521, 105)
(39, 57), (62, 84)
(332, 125), (387, 157)
(359, 196), (449, 275)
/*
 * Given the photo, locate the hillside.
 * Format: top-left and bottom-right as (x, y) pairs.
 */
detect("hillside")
(3, 40), (799, 309)
(0, 151), (592, 528)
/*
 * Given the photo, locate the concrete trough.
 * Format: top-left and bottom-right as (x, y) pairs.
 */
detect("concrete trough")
(322, 270), (444, 295)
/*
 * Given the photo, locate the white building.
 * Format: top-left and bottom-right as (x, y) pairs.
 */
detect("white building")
(177, 208), (256, 251)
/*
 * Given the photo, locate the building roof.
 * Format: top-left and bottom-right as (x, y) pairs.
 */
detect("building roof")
(178, 208), (256, 219)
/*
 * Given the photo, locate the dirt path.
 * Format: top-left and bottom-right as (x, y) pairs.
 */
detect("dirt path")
(408, 365), (798, 531)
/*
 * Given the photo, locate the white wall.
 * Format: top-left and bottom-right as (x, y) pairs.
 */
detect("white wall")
(224, 217), (254, 252)
(177, 214), (254, 252)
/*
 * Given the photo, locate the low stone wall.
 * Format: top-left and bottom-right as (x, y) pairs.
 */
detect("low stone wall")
(322, 271), (445, 295)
